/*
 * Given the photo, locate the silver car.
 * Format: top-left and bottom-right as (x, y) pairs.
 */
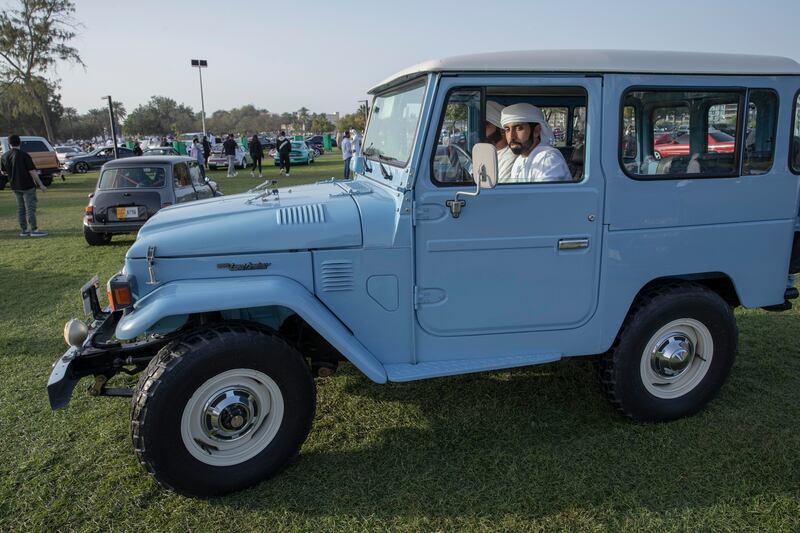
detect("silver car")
(83, 156), (220, 245)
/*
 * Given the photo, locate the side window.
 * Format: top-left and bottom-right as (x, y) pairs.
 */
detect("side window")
(20, 140), (48, 152)
(173, 163), (191, 188)
(431, 89), (480, 185)
(540, 107), (568, 147)
(621, 105), (638, 165)
(188, 162), (204, 186)
(743, 90), (778, 175)
(573, 106), (587, 146)
(621, 89), (742, 178)
(793, 93), (800, 174)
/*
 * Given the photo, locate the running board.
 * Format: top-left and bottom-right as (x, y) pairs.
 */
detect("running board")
(384, 352), (562, 382)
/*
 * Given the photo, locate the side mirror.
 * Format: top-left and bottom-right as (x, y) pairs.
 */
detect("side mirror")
(471, 143), (498, 190)
(446, 143), (498, 218)
(352, 155), (365, 175)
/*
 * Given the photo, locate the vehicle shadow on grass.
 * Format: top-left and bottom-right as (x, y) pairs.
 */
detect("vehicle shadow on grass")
(214, 314), (799, 521)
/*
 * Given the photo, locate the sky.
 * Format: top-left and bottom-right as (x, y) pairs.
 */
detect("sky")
(39, 0), (800, 118)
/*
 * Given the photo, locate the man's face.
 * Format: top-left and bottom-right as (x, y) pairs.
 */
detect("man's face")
(504, 122), (540, 155)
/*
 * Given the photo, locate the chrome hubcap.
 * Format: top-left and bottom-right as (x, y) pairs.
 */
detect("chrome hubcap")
(640, 318), (714, 399)
(202, 389), (259, 442)
(650, 334), (695, 379)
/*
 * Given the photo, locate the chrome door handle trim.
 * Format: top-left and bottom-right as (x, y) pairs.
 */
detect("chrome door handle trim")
(558, 238), (589, 250)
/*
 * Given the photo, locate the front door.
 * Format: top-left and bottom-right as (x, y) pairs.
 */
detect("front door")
(414, 76), (604, 339)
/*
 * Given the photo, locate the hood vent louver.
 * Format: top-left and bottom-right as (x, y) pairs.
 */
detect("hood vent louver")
(277, 203), (325, 225)
(321, 260), (354, 292)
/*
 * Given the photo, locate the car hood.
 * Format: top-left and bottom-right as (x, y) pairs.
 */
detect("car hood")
(127, 181), (362, 259)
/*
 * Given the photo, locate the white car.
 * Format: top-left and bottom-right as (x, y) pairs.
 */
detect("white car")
(207, 144), (253, 170)
(54, 145), (86, 164)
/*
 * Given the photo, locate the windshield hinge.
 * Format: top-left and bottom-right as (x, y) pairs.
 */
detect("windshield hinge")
(146, 246), (159, 285)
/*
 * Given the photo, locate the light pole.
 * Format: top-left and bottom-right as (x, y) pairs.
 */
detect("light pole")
(102, 95), (119, 159)
(191, 59), (208, 136)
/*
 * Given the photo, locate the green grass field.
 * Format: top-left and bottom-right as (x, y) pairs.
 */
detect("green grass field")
(1, 153), (799, 531)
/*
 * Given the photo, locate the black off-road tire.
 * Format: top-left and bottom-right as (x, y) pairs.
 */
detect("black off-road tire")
(131, 323), (316, 497)
(598, 282), (737, 422)
(83, 226), (112, 245)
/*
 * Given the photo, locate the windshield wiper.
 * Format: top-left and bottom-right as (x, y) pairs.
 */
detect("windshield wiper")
(377, 160), (392, 180)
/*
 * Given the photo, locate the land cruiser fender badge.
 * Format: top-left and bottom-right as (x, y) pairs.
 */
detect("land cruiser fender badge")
(216, 262), (271, 271)
(145, 246), (159, 285)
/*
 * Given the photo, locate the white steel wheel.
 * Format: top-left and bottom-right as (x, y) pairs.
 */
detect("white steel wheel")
(598, 283), (737, 422)
(181, 368), (284, 467)
(639, 318), (714, 399)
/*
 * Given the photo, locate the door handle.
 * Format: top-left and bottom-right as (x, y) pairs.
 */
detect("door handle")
(558, 238), (589, 250)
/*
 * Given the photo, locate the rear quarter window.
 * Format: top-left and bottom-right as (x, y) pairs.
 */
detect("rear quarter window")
(21, 140), (50, 152)
(98, 167), (166, 189)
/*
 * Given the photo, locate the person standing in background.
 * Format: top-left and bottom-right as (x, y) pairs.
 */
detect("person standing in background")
(249, 134), (263, 178)
(341, 130), (353, 179)
(222, 134), (238, 177)
(1, 134), (48, 237)
(202, 136), (212, 169)
(352, 129), (363, 156)
(276, 131), (292, 176)
(190, 137), (206, 178)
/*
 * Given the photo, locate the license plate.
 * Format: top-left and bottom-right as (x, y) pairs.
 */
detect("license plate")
(116, 207), (139, 220)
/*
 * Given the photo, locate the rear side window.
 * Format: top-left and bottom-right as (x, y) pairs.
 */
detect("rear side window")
(743, 89), (778, 175)
(21, 140), (49, 152)
(173, 163), (191, 188)
(98, 167), (165, 189)
(621, 89), (742, 178)
(790, 93), (800, 174)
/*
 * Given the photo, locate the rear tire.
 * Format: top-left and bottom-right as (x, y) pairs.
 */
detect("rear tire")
(83, 226), (112, 246)
(598, 283), (737, 422)
(131, 323), (315, 497)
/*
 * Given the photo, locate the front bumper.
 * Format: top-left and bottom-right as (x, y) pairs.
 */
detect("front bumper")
(47, 277), (173, 410)
(47, 347), (81, 410)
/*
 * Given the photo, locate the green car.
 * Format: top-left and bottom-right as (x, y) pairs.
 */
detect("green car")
(273, 141), (315, 166)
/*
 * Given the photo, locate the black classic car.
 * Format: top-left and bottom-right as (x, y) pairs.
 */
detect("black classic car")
(64, 146), (136, 173)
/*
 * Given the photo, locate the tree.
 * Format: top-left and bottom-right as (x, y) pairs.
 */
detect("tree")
(337, 113), (365, 133)
(309, 114), (334, 134)
(122, 96), (198, 136)
(0, 0), (83, 140)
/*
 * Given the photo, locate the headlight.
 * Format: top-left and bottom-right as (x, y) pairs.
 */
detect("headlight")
(64, 319), (89, 347)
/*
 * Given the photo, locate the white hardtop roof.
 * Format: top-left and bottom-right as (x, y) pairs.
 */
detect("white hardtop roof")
(368, 49), (800, 94)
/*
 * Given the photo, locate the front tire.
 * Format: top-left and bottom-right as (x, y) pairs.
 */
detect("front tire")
(75, 161), (90, 173)
(131, 323), (315, 497)
(598, 283), (737, 422)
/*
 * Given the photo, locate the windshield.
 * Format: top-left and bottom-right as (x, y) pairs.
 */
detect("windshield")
(98, 167), (166, 189)
(363, 80), (426, 165)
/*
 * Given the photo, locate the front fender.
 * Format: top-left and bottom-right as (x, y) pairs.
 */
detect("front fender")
(116, 275), (387, 383)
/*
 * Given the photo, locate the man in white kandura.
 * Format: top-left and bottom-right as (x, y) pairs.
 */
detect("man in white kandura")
(500, 102), (571, 183)
(485, 100), (517, 181)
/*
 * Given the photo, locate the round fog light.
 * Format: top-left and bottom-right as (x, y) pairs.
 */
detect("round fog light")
(64, 319), (89, 348)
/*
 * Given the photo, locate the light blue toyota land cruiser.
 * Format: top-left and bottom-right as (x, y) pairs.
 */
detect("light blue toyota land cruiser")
(49, 50), (800, 496)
